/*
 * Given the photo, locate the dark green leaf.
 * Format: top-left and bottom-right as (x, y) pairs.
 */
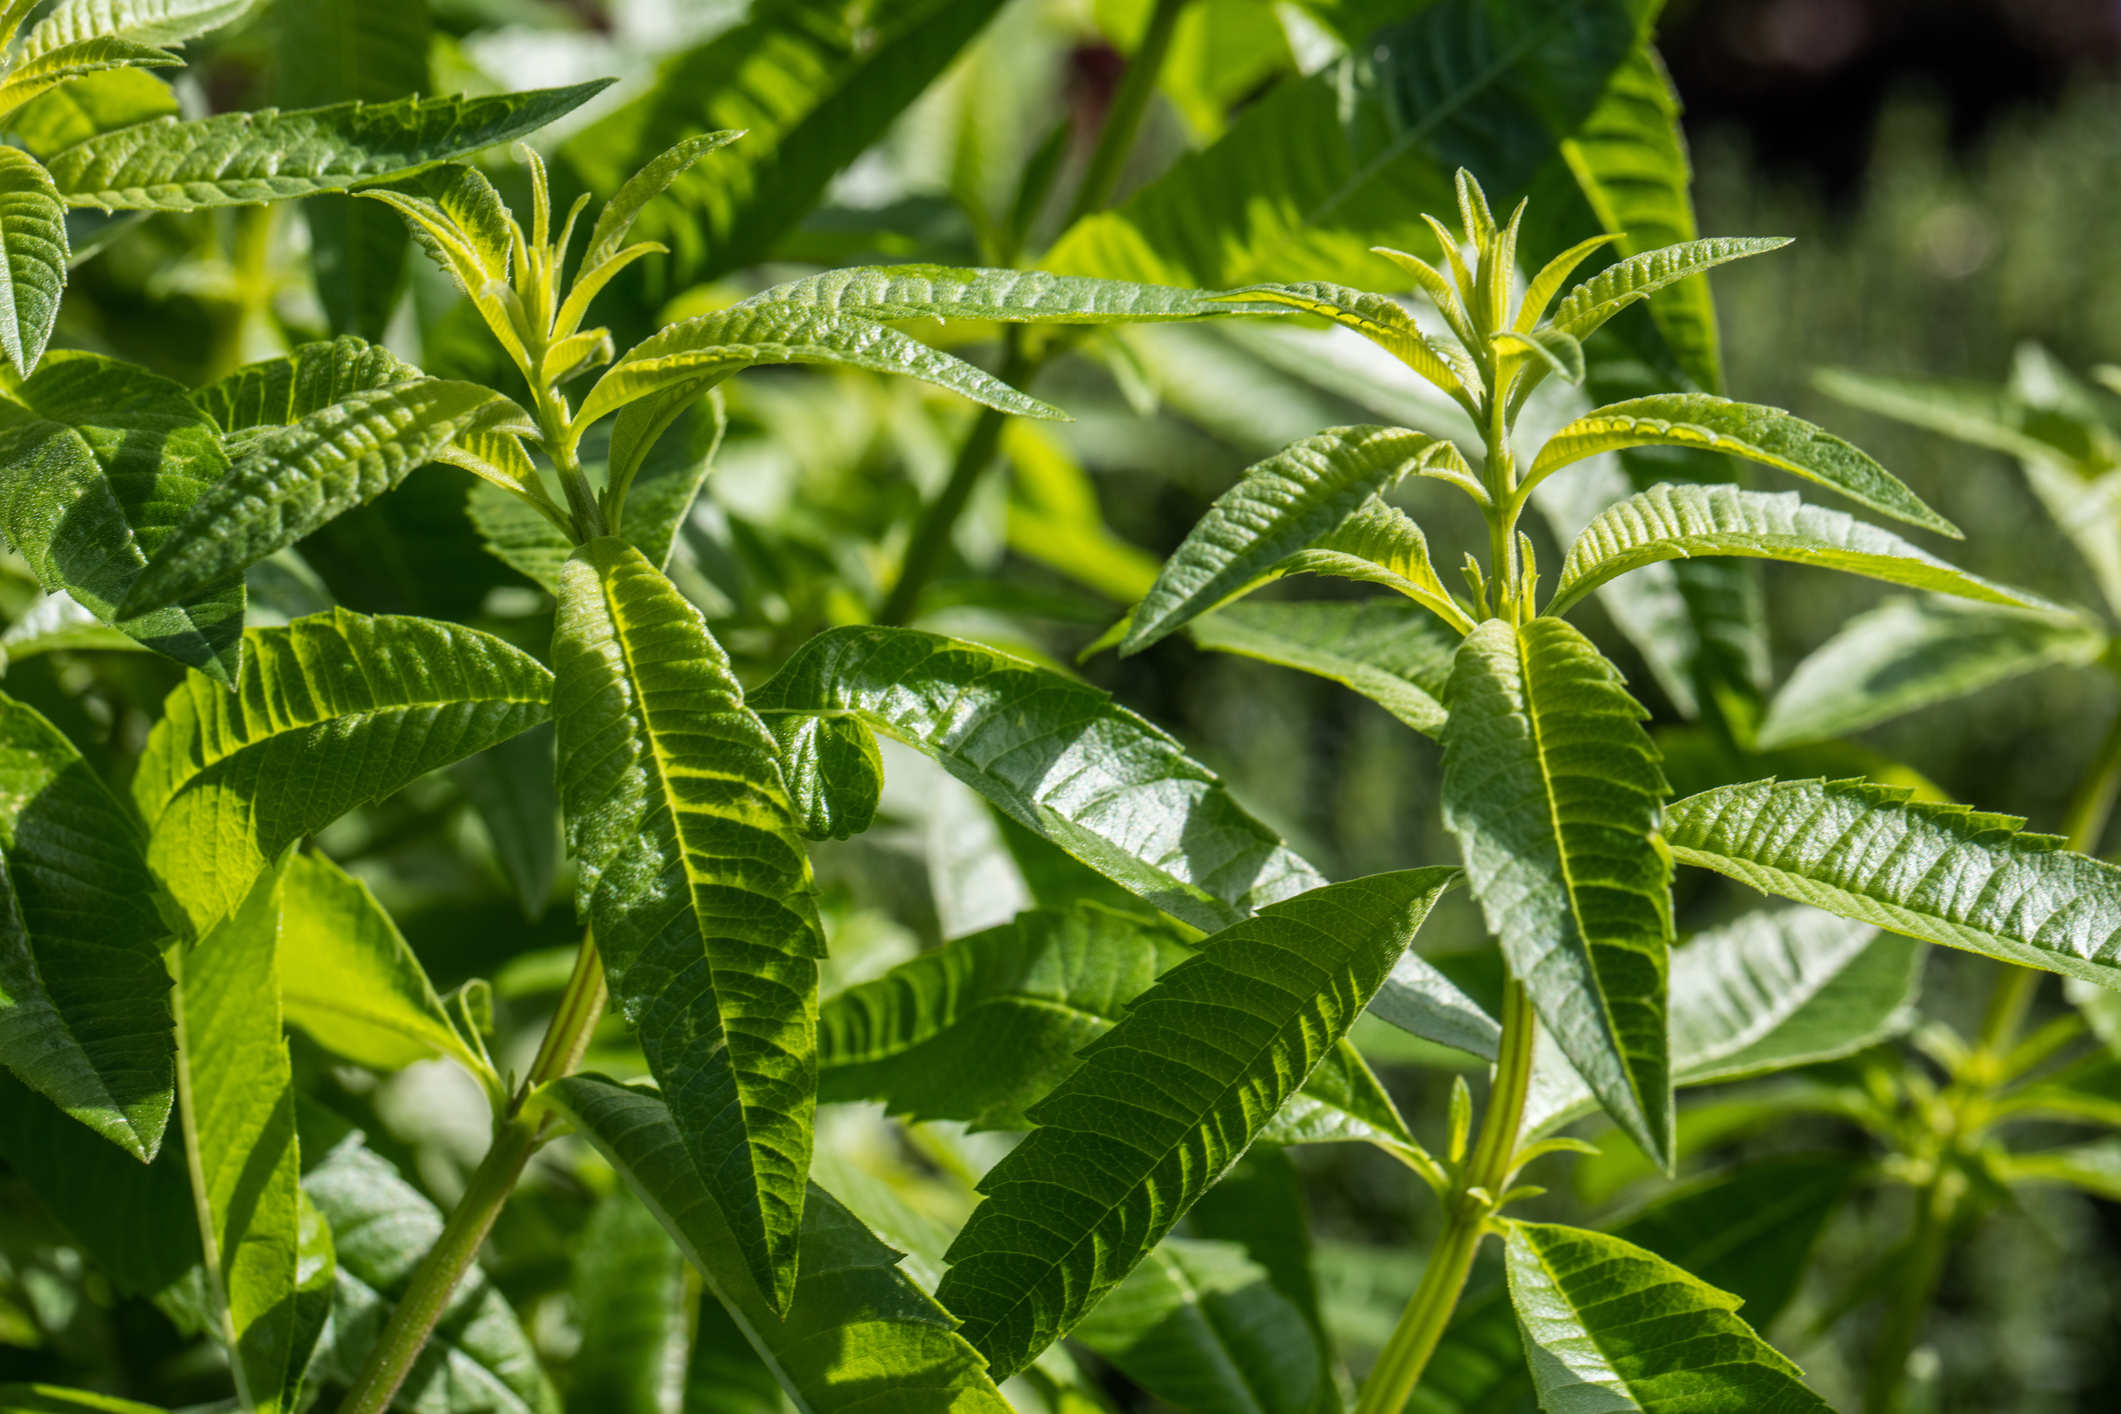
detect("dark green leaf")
(448, 723), (560, 923)
(0, 147), (68, 376)
(771, 714), (882, 842)
(0, 1388), (166, 1414)
(566, 1189), (689, 1414)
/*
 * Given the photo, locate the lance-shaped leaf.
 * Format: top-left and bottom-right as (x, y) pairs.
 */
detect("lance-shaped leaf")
(1257, 1037), (1421, 1152)
(1071, 1237), (1325, 1414)
(574, 304), (1060, 429)
(740, 266), (1287, 323)
(0, 35), (179, 125)
(1278, 496), (1479, 631)
(934, 868), (1458, 1380)
(748, 627), (1326, 934)
(302, 1137), (558, 1414)
(1547, 483), (2051, 617)
(1526, 394), (1956, 535)
(46, 81), (613, 210)
(1188, 598), (1457, 737)
(552, 536), (824, 1315)
(579, 131), (742, 275)
(1208, 281), (1472, 399)
(0, 148), (67, 376)
(122, 378), (533, 616)
(1504, 1221), (1832, 1413)
(1759, 595), (2106, 750)
(177, 862), (315, 1414)
(1664, 777), (2121, 989)
(1992, 1139), (2121, 1200)
(192, 335), (421, 432)
(544, 1074), (1013, 1414)
(1546, 238), (1791, 346)
(1441, 618), (1674, 1166)
(19, 0), (257, 56)
(1369, 947), (1503, 1060)
(0, 1390), (166, 1414)
(0, 351), (243, 681)
(134, 609), (553, 932)
(1123, 427), (1470, 655)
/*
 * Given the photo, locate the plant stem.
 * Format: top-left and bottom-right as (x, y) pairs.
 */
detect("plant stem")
(1356, 980), (1537, 1414)
(1066, 0), (1191, 229)
(337, 935), (607, 1414)
(1863, 1174), (1953, 1414)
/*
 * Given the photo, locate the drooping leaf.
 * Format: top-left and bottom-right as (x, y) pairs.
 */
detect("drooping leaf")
(1758, 595), (2106, 750)
(1123, 426), (1470, 655)
(1665, 778), (2121, 988)
(748, 626), (1327, 934)
(0, 351), (243, 681)
(134, 609), (553, 932)
(1071, 1237), (1326, 1414)
(0, 690), (171, 1158)
(770, 714), (882, 843)
(1277, 496), (1479, 632)
(1368, 945), (1503, 1061)
(1547, 483), (2052, 617)
(741, 265), (1287, 323)
(46, 82), (611, 210)
(1505, 1221), (1832, 1413)
(449, 723), (560, 922)
(1218, 280), (1476, 403)
(0, 147), (69, 377)
(552, 536), (824, 1315)
(191, 334), (420, 432)
(542, 1074), (1013, 1414)
(935, 868), (1459, 1380)
(566, 1189), (690, 1414)
(1187, 597), (1457, 736)
(1527, 394), (1956, 535)
(1442, 616), (1674, 1166)
(122, 378), (534, 616)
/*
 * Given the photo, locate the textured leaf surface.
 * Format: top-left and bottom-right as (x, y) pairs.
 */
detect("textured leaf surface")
(1546, 238), (1790, 346)
(1278, 497), (1476, 632)
(1505, 1221), (1832, 1413)
(1758, 595), (2105, 749)
(1664, 777), (2121, 988)
(741, 265), (1282, 322)
(1368, 945), (1502, 1061)
(1124, 426), (1466, 655)
(0, 148), (67, 376)
(192, 335), (420, 432)
(1548, 483), (2049, 616)
(0, 691), (170, 1158)
(47, 82), (612, 210)
(0, 351), (242, 680)
(1528, 394), (1955, 535)
(1224, 281), (1474, 400)
(935, 869), (1457, 1380)
(749, 626), (1326, 934)
(544, 1074), (1013, 1414)
(771, 714), (881, 843)
(1441, 617), (1674, 1165)
(1188, 598), (1456, 736)
(552, 537), (824, 1314)
(20, 0), (254, 55)
(135, 609), (552, 931)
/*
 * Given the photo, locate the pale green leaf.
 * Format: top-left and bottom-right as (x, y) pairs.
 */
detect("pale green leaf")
(1505, 1221), (1832, 1413)
(46, 81), (612, 210)
(0, 690), (171, 1159)
(748, 626), (1327, 934)
(1277, 496), (1479, 632)
(1993, 1139), (2121, 1200)
(0, 36), (177, 124)
(2067, 975), (2121, 1058)
(1811, 366), (2066, 466)
(0, 148), (69, 376)
(21, 0), (255, 57)
(1186, 597), (1457, 736)
(1256, 1036), (1421, 1151)
(1548, 483), (2052, 617)
(542, 1074), (1013, 1414)
(1369, 945), (1502, 1061)
(8, 65), (177, 160)
(934, 869), (1459, 1380)
(1665, 777), (2121, 989)
(1546, 238), (1791, 347)
(1526, 393), (1956, 536)
(449, 723), (559, 923)
(134, 609), (553, 932)
(0, 590), (143, 663)
(742, 264), (1283, 323)
(1441, 617), (1674, 1166)
(552, 536), (824, 1315)
(1495, 326), (1585, 385)
(1758, 595), (2105, 750)
(580, 131), (742, 275)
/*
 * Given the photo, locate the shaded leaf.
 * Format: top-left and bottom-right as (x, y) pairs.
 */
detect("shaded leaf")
(1188, 597), (1457, 736)
(9, 66), (176, 160)
(566, 1189), (689, 1414)
(1993, 1139), (2121, 1201)
(449, 723), (560, 923)
(0, 147), (68, 376)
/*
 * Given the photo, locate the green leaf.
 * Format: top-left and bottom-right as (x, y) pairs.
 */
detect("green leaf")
(771, 714), (882, 843)
(1071, 1237), (1327, 1414)
(580, 131), (743, 275)
(176, 861), (312, 1414)
(0, 590), (143, 664)
(9, 65), (177, 160)
(0, 37), (180, 123)
(1993, 1138), (2121, 1201)
(934, 868), (1459, 1380)
(1258, 1036), (1421, 1151)
(192, 334), (420, 432)
(1123, 426), (1470, 655)
(1547, 483), (2052, 617)
(123, 377), (533, 616)
(1215, 281), (1475, 402)
(0, 351), (243, 682)
(0, 148), (69, 376)
(742, 264), (1285, 323)
(1529, 393), (1955, 536)
(1369, 946), (1503, 1061)
(0, 689), (172, 1159)
(1496, 326), (1585, 384)
(747, 626), (1328, 934)
(1184, 1146), (1325, 1335)
(46, 81), (613, 211)
(552, 536), (824, 1315)
(1758, 595), (2106, 750)
(1546, 238), (1791, 347)
(133, 609), (553, 932)
(1441, 617), (1674, 1166)
(1504, 1221), (1832, 1413)
(1187, 597), (1456, 736)
(575, 304), (1061, 430)
(1278, 496), (1479, 632)
(448, 723), (560, 923)
(542, 1074), (1013, 1414)
(0, 1389), (166, 1414)
(566, 1189), (690, 1414)
(302, 1136), (559, 1414)
(683, 1295), (783, 1414)
(1811, 365), (2066, 465)
(1665, 778), (2121, 988)
(1609, 1156), (1865, 1329)
(20, 0), (257, 56)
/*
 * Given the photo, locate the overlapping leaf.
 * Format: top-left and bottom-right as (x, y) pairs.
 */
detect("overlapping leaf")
(192, 334), (420, 432)
(934, 868), (1457, 1380)
(741, 265), (1286, 322)
(10, 66), (177, 160)
(552, 536), (824, 1315)
(1188, 598), (1457, 736)
(566, 1190), (690, 1414)
(0, 148), (68, 376)
(1277, 497), (1478, 631)
(748, 626), (1326, 933)
(450, 724), (560, 923)
(18, 0), (255, 56)
(134, 609), (553, 931)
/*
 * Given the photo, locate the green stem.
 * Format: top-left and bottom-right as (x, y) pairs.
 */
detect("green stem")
(2061, 698), (2121, 856)
(1355, 980), (1537, 1414)
(1863, 1175), (1952, 1414)
(336, 936), (608, 1414)
(1065, 0), (1191, 229)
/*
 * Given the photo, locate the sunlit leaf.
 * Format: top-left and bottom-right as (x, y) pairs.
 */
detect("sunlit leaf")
(0, 147), (69, 376)
(742, 264), (1285, 322)
(1187, 597), (1456, 736)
